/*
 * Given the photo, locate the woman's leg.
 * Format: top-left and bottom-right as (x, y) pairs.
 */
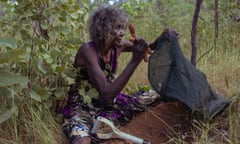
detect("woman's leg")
(72, 136), (91, 144)
(62, 118), (92, 144)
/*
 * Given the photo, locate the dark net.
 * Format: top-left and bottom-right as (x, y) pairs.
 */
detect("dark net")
(148, 32), (231, 121)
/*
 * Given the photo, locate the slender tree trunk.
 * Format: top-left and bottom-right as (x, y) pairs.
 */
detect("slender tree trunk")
(191, 0), (203, 67)
(214, 0), (219, 47)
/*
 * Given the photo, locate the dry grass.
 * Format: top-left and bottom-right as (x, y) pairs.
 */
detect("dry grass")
(119, 15), (240, 144)
(1, 1), (240, 144)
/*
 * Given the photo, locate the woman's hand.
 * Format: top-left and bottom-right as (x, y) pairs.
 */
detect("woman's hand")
(149, 28), (181, 50)
(128, 23), (152, 62)
(164, 27), (181, 39)
(132, 38), (149, 61)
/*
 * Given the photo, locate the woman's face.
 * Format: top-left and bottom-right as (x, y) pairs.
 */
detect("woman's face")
(111, 22), (126, 47)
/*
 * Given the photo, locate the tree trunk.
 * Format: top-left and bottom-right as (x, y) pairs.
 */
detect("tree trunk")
(214, 0), (219, 46)
(191, 0), (203, 67)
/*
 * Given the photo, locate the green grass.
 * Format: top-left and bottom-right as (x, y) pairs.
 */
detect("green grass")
(0, 95), (66, 144)
(122, 13), (240, 144)
(1, 1), (240, 144)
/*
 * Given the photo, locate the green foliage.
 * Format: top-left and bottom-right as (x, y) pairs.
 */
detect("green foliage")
(0, 0), (91, 105)
(121, 0), (150, 17)
(0, 38), (17, 48)
(0, 106), (18, 124)
(0, 0), (91, 143)
(0, 71), (28, 87)
(0, 0), (239, 143)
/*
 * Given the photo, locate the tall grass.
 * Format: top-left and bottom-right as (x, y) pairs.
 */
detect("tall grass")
(0, 94), (66, 144)
(0, 1), (239, 144)
(120, 1), (240, 143)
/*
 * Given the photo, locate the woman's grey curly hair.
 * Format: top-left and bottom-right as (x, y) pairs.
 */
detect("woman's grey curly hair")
(88, 6), (128, 55)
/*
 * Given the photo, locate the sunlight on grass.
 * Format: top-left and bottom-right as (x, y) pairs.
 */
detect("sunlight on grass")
(0, 1), (240, 144)
(0, 95), (66, 144)
(118, 9), (240, 144)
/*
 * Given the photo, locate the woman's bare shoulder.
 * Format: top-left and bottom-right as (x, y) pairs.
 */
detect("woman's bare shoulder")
(74, 42), (97, 67)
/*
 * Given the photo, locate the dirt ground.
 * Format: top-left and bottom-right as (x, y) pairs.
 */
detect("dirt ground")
(99, 101), (191, 144)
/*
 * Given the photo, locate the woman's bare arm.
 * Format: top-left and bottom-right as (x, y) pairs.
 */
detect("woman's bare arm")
(76, 40), (148, 105)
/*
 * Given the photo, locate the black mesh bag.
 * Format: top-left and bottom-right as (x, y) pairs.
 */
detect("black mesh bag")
(148, 31), (231, 120)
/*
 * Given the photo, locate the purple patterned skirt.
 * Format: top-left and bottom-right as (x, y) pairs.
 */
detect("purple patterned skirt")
(62, 92), (146, 143)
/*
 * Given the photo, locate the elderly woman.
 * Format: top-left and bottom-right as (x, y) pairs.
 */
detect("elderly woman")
(62, 6), (149, 144)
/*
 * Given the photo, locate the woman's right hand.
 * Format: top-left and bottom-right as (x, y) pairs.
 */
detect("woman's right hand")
(132, 38), (148, 61)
